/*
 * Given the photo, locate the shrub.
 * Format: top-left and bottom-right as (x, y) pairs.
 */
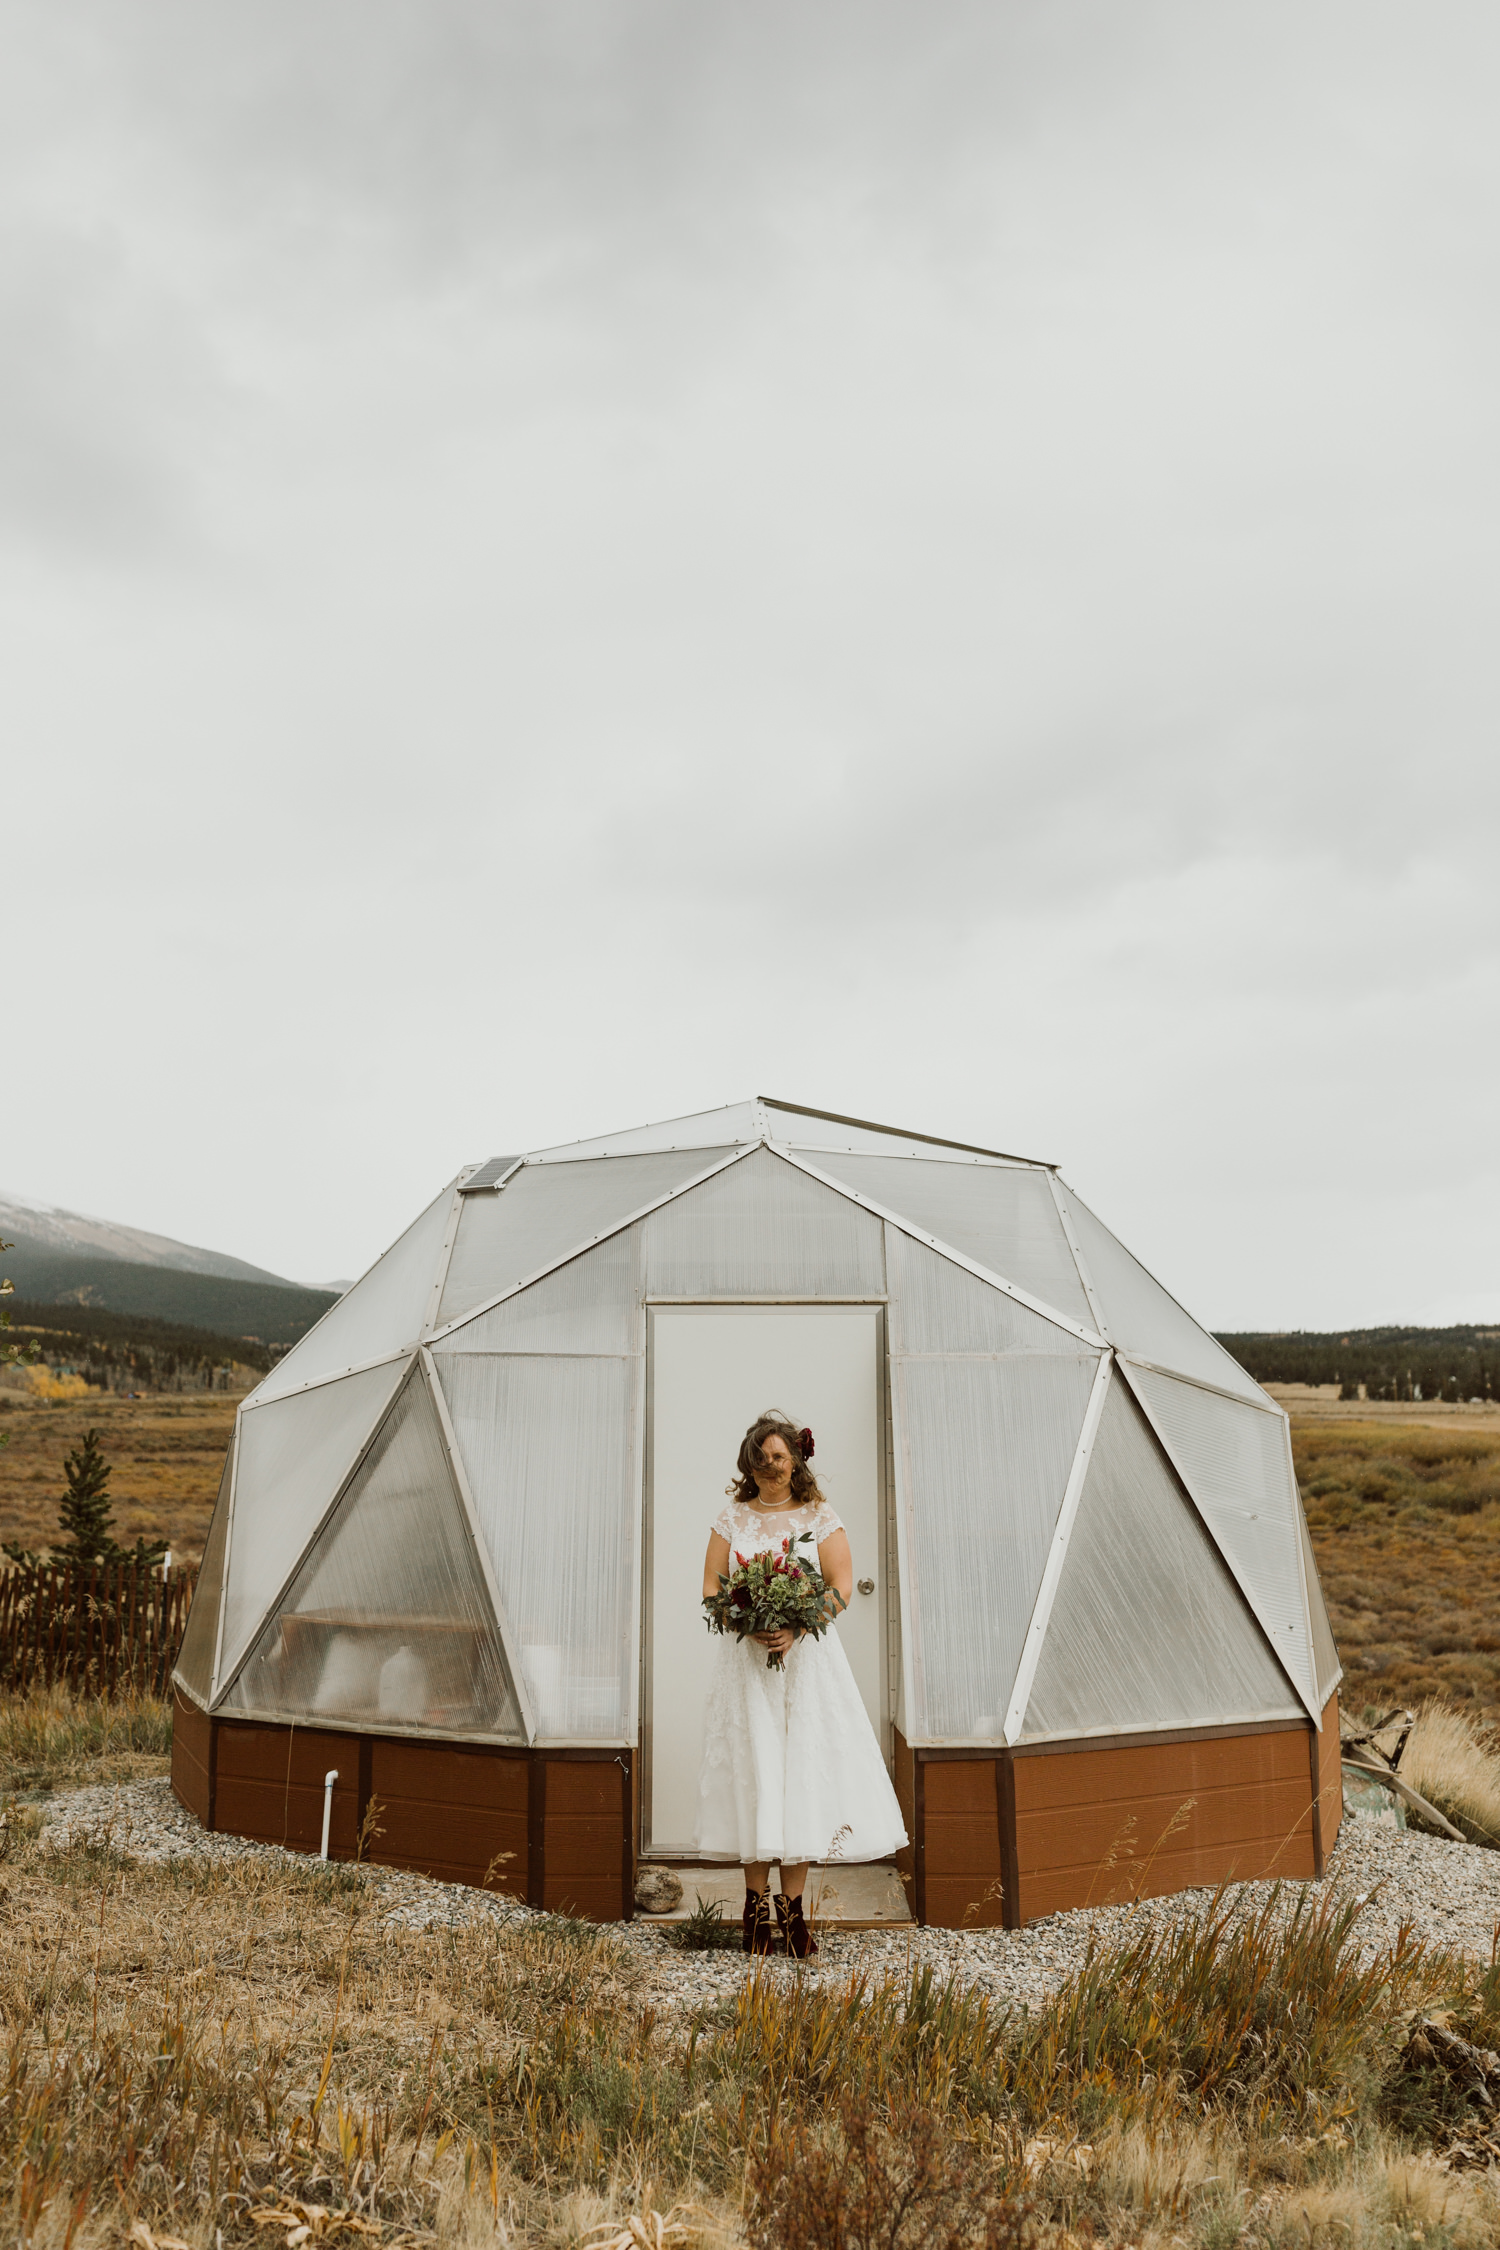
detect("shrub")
(1006, 1883), (1444, 2131)
(747, 2095), (1032, 2250)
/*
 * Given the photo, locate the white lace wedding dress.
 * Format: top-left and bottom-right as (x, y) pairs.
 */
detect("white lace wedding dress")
(695, 1496), (909, 1867)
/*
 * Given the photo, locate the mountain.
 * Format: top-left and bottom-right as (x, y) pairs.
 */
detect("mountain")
(0, 1190), (338, 1348)
(0, 1191), (298, 1286)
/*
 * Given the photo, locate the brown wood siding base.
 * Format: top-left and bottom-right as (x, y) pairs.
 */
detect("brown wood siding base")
(181, 1708), (633, 1918)
(182, 1706), (1326, 1933)
(912, 1720), (1323, 1928)
(1314, 1691), (1342, 1868)
(892, 1731), (917, 1924)
(170, 1687), (212, 1826)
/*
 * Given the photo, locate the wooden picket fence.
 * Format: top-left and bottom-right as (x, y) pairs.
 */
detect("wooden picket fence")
(0, 1560), (198, 1695)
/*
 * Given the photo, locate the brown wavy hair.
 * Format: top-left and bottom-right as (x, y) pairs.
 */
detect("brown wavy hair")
(730, 1411), (825, 1507)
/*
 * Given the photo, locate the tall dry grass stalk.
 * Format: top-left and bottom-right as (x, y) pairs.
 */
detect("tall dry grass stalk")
(1400, 1700), (1500, 1847)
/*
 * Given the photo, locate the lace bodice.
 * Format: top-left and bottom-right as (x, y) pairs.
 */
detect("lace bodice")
(711, 1497), (844, 1557)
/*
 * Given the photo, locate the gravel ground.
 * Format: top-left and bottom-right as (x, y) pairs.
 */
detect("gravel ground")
(35, 1779), (1500, 2015)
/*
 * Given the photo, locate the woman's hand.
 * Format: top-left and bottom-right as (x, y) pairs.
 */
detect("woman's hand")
(753, 1626), (797, 1654)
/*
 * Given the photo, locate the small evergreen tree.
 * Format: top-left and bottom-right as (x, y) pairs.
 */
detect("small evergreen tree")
(10, 1429), (166, 1568)
(59, 1428), (116, 1559)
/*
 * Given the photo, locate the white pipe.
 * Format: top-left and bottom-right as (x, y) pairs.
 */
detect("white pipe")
(320, 1769), (339, 1860)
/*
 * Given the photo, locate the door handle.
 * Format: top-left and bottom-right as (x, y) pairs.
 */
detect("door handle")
(857, 1578), (875, 1596)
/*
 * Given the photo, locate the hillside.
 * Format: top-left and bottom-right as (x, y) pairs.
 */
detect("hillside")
(0, 1191), (337, 1348)
(2, 1301), (273, 1392)
(0, 1252), (335, 1346)
(1219, 1322), (1500, 1403)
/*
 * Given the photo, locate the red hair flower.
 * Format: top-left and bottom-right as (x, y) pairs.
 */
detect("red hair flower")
(799, 1426), (815, 1460)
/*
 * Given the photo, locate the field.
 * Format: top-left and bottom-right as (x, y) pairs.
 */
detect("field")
(5, 1386), (1498, 1723)
(0, 1389), (237, 1565)
(1279, 1393), (1500, 1718)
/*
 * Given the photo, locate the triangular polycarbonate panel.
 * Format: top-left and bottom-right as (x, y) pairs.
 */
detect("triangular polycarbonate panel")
(529, 1104), (762, 1159)
(174, 1436), (233, 1703)
(896, 1349), (1100, 1738)
(1299, 1500), (1342, 1711)
(216, 1355), (409, 1694)
(434, 1225), (640, 1358)
(436, 1150), (732, 1328)
(807, 1152), (1093, 1329)
(642, 1145), (885, 1298)
(434, 1351), (636, 1740)
(252, 1185), (457, 1404)
(1054, 1184), (1267, 1403)
(1123, 1365), (1318, 1714)
(526, 1095), (1048, 1166)
(1020, 1378), (1303, 1742)
(222, 1366), (521, 1737)
(887, 1227), (1089, 1356)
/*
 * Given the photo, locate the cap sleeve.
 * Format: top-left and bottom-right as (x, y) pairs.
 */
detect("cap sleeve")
(711, 1502), (738, 1543)
(812, 1502), (844, 1541)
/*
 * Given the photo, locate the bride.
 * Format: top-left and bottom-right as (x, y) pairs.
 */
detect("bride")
(695, 1410), (908, 1957)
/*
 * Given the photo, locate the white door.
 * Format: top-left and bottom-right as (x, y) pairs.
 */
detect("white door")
(645, 1305), (885, 1856)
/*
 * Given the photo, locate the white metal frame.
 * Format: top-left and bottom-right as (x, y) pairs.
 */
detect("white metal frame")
(1046, 1170), (1111, 1341)
(638, 1297), (892, 1849)
(423, 1144), (756, 1347)
(422, 1347), (538, 1743)
(1116, 1351), (1282, 1416)
(521, 1093), (1053, 1169)
(238, 1345), (415, 1411)
(776, 1145), (1106, 1349)
(1285, 1412), (1344, 1709)
(623, 1291), (650, 1747)
(788, 1142), (1043, 1174)
(211, 1353), (417, 1707)
(423, 1175), (473, 1335)
(1051, 1175), (1277, 1410)
(1116, 1358), (1322, 1724)
(242, 1177), (464, 1409)
(882, 1224), (923, 1748)
(1003, 1351), (1115, 1743)
(203, 1420), (239, 1707)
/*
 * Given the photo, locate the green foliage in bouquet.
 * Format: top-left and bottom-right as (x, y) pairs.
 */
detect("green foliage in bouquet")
(703, 1528), (846, 1671)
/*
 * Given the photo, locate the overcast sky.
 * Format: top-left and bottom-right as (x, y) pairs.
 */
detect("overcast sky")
(4, 2), (1498, 1329)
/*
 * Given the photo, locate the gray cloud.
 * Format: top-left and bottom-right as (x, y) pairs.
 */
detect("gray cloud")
(1, 1), (1497, 1329)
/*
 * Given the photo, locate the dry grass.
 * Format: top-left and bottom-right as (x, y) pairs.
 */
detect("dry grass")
(1398, 1701), (1500, 1848)
(1297, 1415), (1500, 1712)
(0, 1391), (236, 1566)
(6, 1778), (1500, 2249)
(0, 1684), (172, 1796)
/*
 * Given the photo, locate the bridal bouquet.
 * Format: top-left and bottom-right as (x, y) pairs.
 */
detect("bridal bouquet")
(703, 1530), (846, 1671)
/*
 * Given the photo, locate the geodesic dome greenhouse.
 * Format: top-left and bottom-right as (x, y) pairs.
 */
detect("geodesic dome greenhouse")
(172, 1097), (1343, 1925)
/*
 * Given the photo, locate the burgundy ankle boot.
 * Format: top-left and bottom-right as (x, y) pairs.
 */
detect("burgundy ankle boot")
(742, 1887), (782, 1955)
(775, 1891), (818, 1958)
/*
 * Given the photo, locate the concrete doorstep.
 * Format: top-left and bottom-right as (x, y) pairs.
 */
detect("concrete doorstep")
(638, 1861), (912, 1928)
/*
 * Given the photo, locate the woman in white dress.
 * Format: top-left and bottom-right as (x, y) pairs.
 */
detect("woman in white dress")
(696, 1410), (908, 1957)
